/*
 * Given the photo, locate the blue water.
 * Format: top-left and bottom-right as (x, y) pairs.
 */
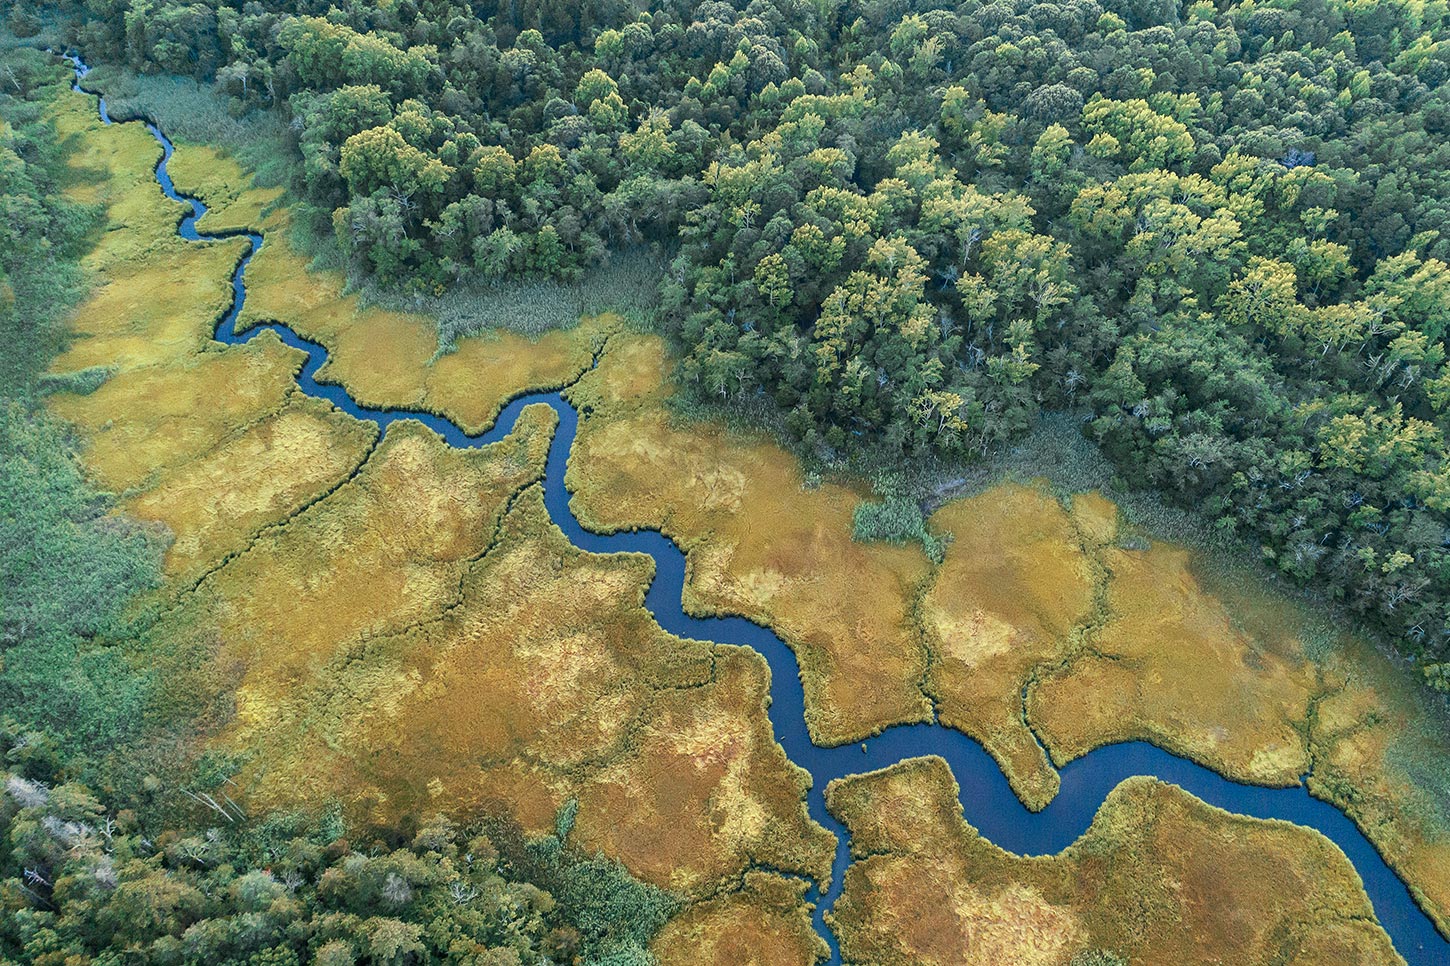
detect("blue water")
(64, 53), (1448, 965)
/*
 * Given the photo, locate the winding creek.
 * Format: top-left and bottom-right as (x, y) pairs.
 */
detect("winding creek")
(64, 53), (1449, 965)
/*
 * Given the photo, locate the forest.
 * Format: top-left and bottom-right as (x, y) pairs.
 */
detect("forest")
(1, 727), (675, 965)
(26, 0), (1450, 685)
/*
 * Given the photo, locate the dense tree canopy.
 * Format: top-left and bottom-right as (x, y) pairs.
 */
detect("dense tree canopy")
(33, 0), (1450, 682)
(0, 729), (676, 966)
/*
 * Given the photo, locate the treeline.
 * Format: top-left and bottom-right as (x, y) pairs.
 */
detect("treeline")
(23, 0), (1450, 680)
(1, 726), (675, 965)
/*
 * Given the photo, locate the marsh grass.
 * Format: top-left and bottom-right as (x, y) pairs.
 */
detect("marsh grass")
(79, 64), (295, 188)
(828, 759), (1402, 966)
(365, 248), (668, 351)
(662, 397), (1211, 564)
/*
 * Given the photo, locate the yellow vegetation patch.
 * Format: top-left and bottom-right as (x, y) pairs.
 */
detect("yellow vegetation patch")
(232, 204), (608, 433)
(49, 98), (248, 374)
(922, 483), (1098, 808)
(1030, 540), (1316, 787)
(45, 94), (376, 590)
(565, 333), (934, 745)
(49, 334), (302, 493)
(1067, 490), (1119, 545)
(165, 143), (282, 233)
(49, 231), (247, 374)
(653, 871), (827, 966)
(826, 757), (1401, 966)
(124, 394), (377, 582)
(574, 642), (829, 893)
(181, 412), (553, 700)
(192, 465), (834, 903)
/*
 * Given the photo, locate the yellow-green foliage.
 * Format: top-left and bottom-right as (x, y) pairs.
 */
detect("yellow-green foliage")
(165, 142), (282, 233)
(160, 412), (556, 728)
(825, 757), (1402, 966)
(564, 332), (936, 746)
(125, 395), (377, 583)
(46, 104), (247, 375)
(43, 91), (375, 587)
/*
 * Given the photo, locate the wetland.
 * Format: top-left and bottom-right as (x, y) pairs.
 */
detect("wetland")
(33, 53), (1450, 964)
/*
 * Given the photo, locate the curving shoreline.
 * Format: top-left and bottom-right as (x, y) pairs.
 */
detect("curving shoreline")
(62, 53), (1447, 965)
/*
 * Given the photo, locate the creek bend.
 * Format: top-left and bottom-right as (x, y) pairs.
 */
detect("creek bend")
(64, 53), (1449, 966)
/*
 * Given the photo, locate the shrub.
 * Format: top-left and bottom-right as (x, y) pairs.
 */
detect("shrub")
(853, 492), (945, 563)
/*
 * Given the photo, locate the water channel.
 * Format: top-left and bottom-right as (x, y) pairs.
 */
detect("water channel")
(65, 54), (1448, 965)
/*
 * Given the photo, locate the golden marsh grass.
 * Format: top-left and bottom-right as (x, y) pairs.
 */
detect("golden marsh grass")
(826, 756), (1401, 965)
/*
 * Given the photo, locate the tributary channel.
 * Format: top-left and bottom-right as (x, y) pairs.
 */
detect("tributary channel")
(64, 53), (1449, 965)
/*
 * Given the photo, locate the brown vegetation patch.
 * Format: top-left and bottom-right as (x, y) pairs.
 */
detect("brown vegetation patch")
(1029, 540), (1317, 787)
(825, 757), (1401, 966)
(564, 333), (934, 745)
(125, 395), (377, 582)
(922, 483), (1098, 808)
(652, 871), (827, 966)
(50, 334), (304, 493)
(197, 473), (834, 900)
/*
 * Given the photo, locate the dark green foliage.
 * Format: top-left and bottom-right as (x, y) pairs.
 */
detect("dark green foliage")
(0, 49), (165, 767)
(0, 406), (163, 755)
(35, 0), (1450, 679)
(34, 365), (112, 396)
(475, 802), (680, 964)
(0, 743), (677, 966)
(0, 45), (102, 396)
(853, 491), (944, 563)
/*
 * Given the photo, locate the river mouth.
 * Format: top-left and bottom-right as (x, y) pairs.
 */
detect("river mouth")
(60, 51), (1448, 965)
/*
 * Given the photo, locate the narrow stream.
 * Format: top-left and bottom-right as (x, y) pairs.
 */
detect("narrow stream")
(65, 54), (1448, 965)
